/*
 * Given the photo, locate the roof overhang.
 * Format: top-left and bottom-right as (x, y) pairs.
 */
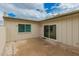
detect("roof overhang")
(3, 10), (79, 22)
(43, 10), (79, 21)
(3, 16), (38, 22)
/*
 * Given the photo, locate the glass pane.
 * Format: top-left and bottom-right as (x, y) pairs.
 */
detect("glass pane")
(25, 24), (31, 32)
(18, 24), (25, 32)
(44, 25), (49, 38)
(50, 25), (56, 39)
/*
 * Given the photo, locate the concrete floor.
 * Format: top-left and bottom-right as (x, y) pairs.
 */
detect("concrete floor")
(4, 39), (79, 56)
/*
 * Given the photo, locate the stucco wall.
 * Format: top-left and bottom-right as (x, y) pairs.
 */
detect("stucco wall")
(41, 13), (79, 48)
(4, 19), (41, 42)
(0, 26), (6, 55)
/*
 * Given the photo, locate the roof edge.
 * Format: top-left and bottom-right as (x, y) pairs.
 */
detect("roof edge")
(42, 10), (79, 21)
(3, 10), (79, 22)
(3, 16), (38, 22)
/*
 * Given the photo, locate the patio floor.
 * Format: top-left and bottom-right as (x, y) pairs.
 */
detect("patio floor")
(4, 38), (79, 56)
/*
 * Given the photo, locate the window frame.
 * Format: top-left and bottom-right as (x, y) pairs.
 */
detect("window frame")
(18, 24), (31, 32)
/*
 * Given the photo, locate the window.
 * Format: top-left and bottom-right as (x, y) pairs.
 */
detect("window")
(25, 24), (31, 32)
(18, 24), (31, 32)
(18, 24), (25, 32)
(44, 25), (56, 39)
(50, 25), (56, 39)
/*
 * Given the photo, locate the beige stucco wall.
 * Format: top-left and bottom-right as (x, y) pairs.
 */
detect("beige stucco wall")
(4, 18), (41, 42)
(40, 13), (79, 48)
(0, 26), (6, 55)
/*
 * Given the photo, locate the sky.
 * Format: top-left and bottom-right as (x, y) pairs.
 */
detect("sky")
(0, 3), (79, 22)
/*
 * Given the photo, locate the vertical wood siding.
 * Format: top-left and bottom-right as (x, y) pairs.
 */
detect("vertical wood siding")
(66, 16), (73, 46)
(41, 13), (79, 48)
(72, 15), (79, 47)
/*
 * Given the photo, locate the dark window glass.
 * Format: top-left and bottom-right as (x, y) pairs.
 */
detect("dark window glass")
(44, 25), (56, 39)
(18, 24), (31, 32)
(18, 24), (25, 32)
(50, 25), (56, 39)
(44, 25), (49, 38)
(25, 24), (31, 32)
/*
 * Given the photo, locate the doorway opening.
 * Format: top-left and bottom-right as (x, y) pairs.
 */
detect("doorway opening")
(44, 25), (56, 39)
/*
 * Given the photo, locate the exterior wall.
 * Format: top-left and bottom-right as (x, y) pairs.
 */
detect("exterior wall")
(0, 26), (6, 55)
(3, 12), (79, 48)
(41, 13), (79, 48)
(4, 19), (41, 42)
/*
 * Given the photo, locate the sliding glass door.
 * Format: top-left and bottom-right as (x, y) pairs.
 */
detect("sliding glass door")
(44, 25), (56, 39)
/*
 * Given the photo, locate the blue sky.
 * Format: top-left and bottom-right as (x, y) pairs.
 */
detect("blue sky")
(0, 3), (79, 21)
(44, 3), (60, 13)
